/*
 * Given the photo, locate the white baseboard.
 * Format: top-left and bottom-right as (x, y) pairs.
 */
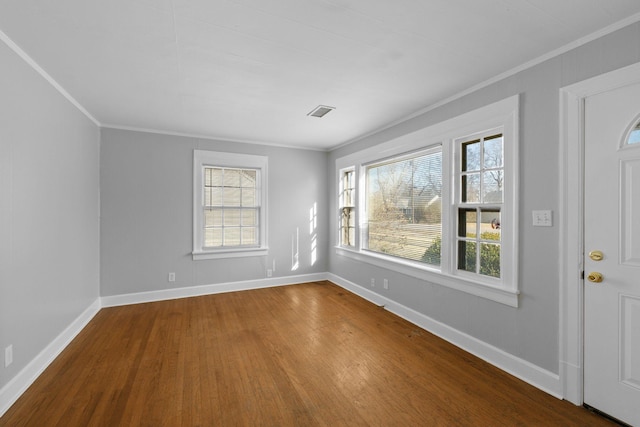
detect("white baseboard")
(101, 273), (329, 307)
(0, 299), (101, 418)
(327, 273), (563, 399)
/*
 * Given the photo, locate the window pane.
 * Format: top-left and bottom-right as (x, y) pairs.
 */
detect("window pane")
(241, 170), (256, 187)
(366, 150), (442, 264)
(205, 167), (224, 187)
(242, 188), (256, 206)
(629, 129), (640, 145)
(210, 168), (223, 186)
(224, 169), (240, 187)
(205, 187), (212, 206)
(242, 227), (257, 245)
(462, 173), (480, 203)
(462, 140), (481, 172)
(340, 207), (354, 246)
(484, 135), (503, 168)
(480, 209), (501, 241)
(223, 187), (241, 206)
(482, 171), (503, 202)
(224, 227), (241, 246)
(343, 170), (355, 206)
(205, 187), (222, 207)
(224, 208), (241, 226)
(204, 208), (223, 227)
(458, 209), (477, 238)
(480, 243), (500, 278)
(343, 189), (353, 207)
(204, 228), (222, 247)
(458, 240), (477, 272)
(242, 209), (257, 226)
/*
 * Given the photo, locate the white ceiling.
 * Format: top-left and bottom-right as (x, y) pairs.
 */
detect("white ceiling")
(1, 1), (640, 150)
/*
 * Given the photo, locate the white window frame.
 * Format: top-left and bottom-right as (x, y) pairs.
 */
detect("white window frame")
(335, 95), (519, 306)
(338, 166), (356, 248)
(193, 150), (268, 260)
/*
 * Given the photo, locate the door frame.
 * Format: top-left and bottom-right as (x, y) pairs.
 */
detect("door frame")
(559, 61), (640, 405)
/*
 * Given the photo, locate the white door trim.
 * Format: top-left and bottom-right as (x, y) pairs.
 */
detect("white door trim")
(559, 61), (640, 405)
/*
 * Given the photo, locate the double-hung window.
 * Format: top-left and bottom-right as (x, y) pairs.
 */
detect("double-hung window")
(193, 150), (268, 260)
(336, 95), (519, 306)
(339, 168), (356, 247)
(456, 132), (503, 279)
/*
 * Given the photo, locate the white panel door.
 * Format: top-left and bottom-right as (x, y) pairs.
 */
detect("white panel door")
(584, 81), (640, 426)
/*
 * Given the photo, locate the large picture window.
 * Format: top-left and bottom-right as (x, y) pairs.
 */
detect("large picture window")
(193, 150), (268, 260)
(335, 95), (519, 306)
(364, 148), (442, 265)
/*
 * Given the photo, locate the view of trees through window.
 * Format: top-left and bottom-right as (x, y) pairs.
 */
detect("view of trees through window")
(457, 133), (503, 278)
(365, 149), (442, 265)
(339, 169), (355, 246)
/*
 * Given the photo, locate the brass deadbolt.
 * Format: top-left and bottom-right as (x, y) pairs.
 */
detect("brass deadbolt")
(587, 272), (603, 283)
(589, 250), (604, 261)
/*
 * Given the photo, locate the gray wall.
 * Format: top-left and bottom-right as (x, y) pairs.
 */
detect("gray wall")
(100, 129), (328, 296)
(0, 42), (101, 389)
(328, 22), (640, 374)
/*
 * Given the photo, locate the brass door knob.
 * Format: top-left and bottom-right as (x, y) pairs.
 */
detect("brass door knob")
(587, 272), (603, 283)
(589, 250), (604, 261)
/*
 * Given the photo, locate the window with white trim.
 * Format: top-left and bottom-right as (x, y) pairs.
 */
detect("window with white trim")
(339, 167), (356, 247)
(193, 150), (268, 260)
(363, 147), (442, 265)
(456, 132), (503, 279)
(335, 95), (519, 306)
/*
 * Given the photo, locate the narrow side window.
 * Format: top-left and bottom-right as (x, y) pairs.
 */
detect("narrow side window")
(339, 167), (356, 247)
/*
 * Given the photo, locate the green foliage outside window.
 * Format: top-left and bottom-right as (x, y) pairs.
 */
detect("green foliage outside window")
(422, 232), (500, 278)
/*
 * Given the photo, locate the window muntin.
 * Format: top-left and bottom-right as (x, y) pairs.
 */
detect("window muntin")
(457, 133), (503, 279)
(339, 168), (355, 247)
(364, 148), (442, 265)
(193, 150), (267, 260)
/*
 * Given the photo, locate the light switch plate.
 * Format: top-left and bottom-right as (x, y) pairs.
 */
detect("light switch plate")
(532, 210), (553, 227)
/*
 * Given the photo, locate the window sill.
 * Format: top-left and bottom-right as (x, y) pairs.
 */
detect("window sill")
(335, 246), (519, 307)
(193, 247), (268, 261)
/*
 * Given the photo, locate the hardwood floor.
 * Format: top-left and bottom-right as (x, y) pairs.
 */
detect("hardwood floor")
(1, 281), (613, 426)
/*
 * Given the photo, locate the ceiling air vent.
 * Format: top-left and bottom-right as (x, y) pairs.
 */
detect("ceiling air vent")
(307, 105), (335, 118)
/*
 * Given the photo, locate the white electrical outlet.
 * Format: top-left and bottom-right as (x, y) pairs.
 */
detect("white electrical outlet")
(370, 278), (375, 287)
(532, 210), (553, 227)
(383, 279), (389, 290)
(168, 272), (176, 282)
(5, 345), (13, 368)
(267, 269), (273, 277)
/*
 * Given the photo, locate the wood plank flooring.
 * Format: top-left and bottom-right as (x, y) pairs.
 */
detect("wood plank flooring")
(0, 281), (613, 426)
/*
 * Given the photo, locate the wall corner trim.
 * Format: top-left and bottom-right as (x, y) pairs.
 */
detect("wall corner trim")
(327, 273), (563, 400)
(0, 299), (101, 418)
(0, 29), (100, 127)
